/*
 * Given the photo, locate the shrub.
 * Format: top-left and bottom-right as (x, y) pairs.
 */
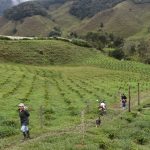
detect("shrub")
(109, 49), (125, 60)
(0, 36), (11, 40)
(134, 120), (149, 129)
(68, 106), (79, 116)
(137, 107), (143, 112)
(132, 131), (149, 145)
(120, 140), (137, 150)
(98, 139), (110, 150)
(1, 120), (18, 128)
(48, 30), (61, 37)
(103, 127), (119, 140)
(143, 103), (150, 108)
(64, 99), (71, 105)
(43, 108), (55, 115)
(0, 126), (18, 138)
(71, 39), (91, 48)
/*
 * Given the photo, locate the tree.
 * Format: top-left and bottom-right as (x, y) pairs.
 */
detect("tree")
(69, 32), (78, 38)
(4, 2), (48, 20)
(109, 48), (125, 60)
(69, 0), (125, 19)
(137, 40), (148, 58)
(113, 37), (124, 48)
(100, 22), (104, 28)
(48, 27), (62, 37)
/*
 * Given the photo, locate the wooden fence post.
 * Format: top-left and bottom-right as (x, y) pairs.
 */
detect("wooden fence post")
(128, 85), (131, 112)
(138, 82), (140, 106)
(39, 105), (44, 129)
(85, 100), (90, 113)
(81, 110), (85, 144)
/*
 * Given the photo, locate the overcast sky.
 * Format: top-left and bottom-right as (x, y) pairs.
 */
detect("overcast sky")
(11, 0), (31, 6)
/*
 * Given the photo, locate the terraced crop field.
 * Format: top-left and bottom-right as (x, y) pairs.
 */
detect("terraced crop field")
(0, 62), (149, 150)
(0, 39), (149, 150)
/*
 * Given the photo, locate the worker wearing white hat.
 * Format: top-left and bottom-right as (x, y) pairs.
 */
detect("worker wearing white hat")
(18, 103), (30, 140)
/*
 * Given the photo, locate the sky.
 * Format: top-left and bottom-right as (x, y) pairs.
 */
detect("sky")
(11, 0), (31, 6)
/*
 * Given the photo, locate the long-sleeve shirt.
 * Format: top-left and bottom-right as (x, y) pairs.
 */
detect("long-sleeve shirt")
(19, 110), (30, 125)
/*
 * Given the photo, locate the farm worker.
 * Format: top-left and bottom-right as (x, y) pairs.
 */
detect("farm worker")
(121, 94), (127, 109)
(98, 100), (106, 115)
(18, 103), (30, 140)
(96, 116), (101, 127)
(99, 100), (106, 111)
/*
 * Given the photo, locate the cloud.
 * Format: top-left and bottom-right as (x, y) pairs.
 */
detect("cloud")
(11, 0), (31, 6)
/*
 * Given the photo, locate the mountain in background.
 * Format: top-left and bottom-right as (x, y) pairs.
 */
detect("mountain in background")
(0, 0), (31, 15)
(0, 0), (13, 15)
(0, 0), (150, 39)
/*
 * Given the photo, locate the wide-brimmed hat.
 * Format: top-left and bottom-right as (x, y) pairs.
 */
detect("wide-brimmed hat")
(18, 103), (25, 107)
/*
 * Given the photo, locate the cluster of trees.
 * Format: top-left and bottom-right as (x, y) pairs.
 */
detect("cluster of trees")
(3, 0), (67, 20)
(84, 31), (124, 50)
(68, 30), (125, 60)
(48, 27), (62, 37)
(69, 0), (125, 19)
(84, 31), (125, 60)
(132, 0), (150, 4)
(38, 0), (67, 9)
(123, 40), (150, 64)
(3, 0), (126, 20)
(4, 1), (48, 20)
(83, 31), (150, 63)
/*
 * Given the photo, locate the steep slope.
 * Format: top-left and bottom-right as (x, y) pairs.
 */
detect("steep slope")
(1, 0), (150, 38)
(0, 0), (31, 15)
(75, 0), (150, 38)
(48, 1), (83, 36)
(0, 0), (128, 37)
(69, 0), (125, 19)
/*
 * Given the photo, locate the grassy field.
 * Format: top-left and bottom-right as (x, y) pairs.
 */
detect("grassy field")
(0, 39), (149, 149)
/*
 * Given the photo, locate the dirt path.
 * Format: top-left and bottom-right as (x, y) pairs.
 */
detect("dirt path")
(0, 35), (34, 40)
(3, 91), (150, 150)
(3, 123), (87, 150)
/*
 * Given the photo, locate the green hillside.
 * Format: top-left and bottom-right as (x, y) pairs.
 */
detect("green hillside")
(0, 0), (150, 148)
(0, 39), (150, 73)
(76, 0), (150, 38)
(0, 0), (82, 37)
(1, 0), (150, 39)
(0, 39), (100, 65)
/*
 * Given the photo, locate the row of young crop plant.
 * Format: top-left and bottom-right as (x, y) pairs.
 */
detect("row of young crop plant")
(0, 65), (149, 106)
(49, 74), (84, 117)
(84, 55), (150, 74)
(0, 64), (150, 140)
(34, 70), (78, 127)
(67, 74), (150, 105)
(29, 69), (149, 109)
(2, 74), (26, 98)
(0, 66), (29, 139)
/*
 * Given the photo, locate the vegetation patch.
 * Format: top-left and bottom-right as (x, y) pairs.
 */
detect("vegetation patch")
(70, 0), (125, 19)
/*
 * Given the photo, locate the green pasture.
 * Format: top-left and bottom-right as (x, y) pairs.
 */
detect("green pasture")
(0, 63), (149, 150)
(0, 39), (149, 149)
